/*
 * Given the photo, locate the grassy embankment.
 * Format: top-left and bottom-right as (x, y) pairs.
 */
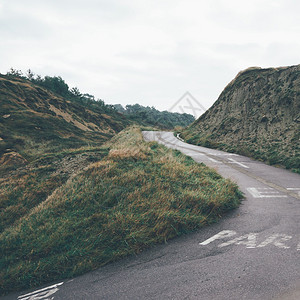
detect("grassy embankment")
(181, 129), (300, 174)
(0, 127), (242, 295)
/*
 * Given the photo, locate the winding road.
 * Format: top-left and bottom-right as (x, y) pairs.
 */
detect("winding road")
(3, 131), (300, 300)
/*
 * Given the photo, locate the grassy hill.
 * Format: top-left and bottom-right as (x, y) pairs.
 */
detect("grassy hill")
(0, 74), (129, 166)
(0, 126), (242, 295)
(181, 65), (300, 173)
(0, 71), (195, 166)
(0, 72), (242, 295)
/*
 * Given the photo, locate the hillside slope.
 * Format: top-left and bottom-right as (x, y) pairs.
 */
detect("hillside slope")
(181, 65), (300, 172)
(0, 127), (242, 295)
(0, 74), (242, 295)
(0, 74), (129, 163)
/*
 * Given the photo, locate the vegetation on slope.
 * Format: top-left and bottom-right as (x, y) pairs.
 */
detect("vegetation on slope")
(0, 127), (242, 295)
(114, 103), (195, 129)
(181, 65), (300, 173)
(5, 68), (116, 111)
(0, 70), (194, 174)
(3, 68), (195, 134)
(0, 73), (129, 165)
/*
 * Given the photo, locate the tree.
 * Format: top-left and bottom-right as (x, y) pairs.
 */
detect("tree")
(114, 104), (126, 113)
(70, 87), (82, 98)
(40, 76), (69, 97)
(82, 93), (95, 101)
(6, 68), (23, 78)
(26, 69), (35, 80)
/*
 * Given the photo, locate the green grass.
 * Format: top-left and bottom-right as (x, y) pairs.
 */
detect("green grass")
(0, 126), (242, 295)
(182, 131), (300, 174)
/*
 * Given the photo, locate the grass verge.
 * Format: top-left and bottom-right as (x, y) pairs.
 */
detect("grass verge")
(182, 132), (300, 174)
(0, 126), (242, 295)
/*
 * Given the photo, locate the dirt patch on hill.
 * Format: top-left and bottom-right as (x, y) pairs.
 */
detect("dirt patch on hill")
(49, 104), (92, 132)
(0, 151), (28, 167)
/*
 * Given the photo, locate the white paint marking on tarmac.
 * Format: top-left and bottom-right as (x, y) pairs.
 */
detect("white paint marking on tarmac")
(287, 188), (300, 196)
(257, 234), (292, 249)
(200, 231), (298, 251)
(176, 134), (184, 142)
(199, 230), (237, 245)
(18, 282), (64, 300)
(218, 233), (258, 248)
(186, 152), (205, 156)
(208, 153), (239, 157)
(247, 187), (288, 198)
(207, 157), (219, 163)
(227, 158), (249, 168)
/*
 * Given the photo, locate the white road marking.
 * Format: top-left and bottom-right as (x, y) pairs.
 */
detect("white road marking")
(18, 282), (63, 300)
(199, 230), (236, 245)
(187, 152), (205, 156)
(257, 234), (292, 249)
(218, 233), (258, 248)
(207, 157), (219, 163)
(227, 158), (249, 168)
(208, 153), (239, 157)
(287, 188), (300, 196)
(200, 231), (298, 251)
(247, 187), (288, 198)
(176, 134), (184, 142)
(182, 151), (220, 163)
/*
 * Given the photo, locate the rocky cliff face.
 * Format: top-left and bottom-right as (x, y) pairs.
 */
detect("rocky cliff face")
(181, 65), (300, 172)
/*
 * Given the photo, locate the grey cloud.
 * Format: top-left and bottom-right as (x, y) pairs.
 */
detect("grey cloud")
(1, 0), (299, 112)
(0, 17), (51, 40)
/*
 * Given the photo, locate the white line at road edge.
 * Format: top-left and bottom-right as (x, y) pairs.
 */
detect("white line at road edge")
(176, 134), (184, 142)
(18, 282), (64, 299)
(227, 158), (249, 169)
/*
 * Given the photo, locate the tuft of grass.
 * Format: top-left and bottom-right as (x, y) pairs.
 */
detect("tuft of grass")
(0, 126), (242, 295)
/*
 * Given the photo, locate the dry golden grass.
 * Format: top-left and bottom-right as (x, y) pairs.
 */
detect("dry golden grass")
(108, 148), (147, 160)
(0, 126), (242, 295)
(0, 151), (27, 167)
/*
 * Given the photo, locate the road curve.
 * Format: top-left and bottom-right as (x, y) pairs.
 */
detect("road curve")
(3, 131), (300, 300)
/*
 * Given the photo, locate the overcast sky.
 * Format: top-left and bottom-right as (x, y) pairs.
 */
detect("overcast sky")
(1, 0), (299, 115)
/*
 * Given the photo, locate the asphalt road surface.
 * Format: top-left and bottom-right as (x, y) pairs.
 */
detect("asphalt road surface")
(4, 131), (300, 300)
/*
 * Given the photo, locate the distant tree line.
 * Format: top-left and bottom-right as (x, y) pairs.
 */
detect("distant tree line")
(114, 104), (195, 129)
(5, 68), (195, 129)
(6, 68), (112, 113)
